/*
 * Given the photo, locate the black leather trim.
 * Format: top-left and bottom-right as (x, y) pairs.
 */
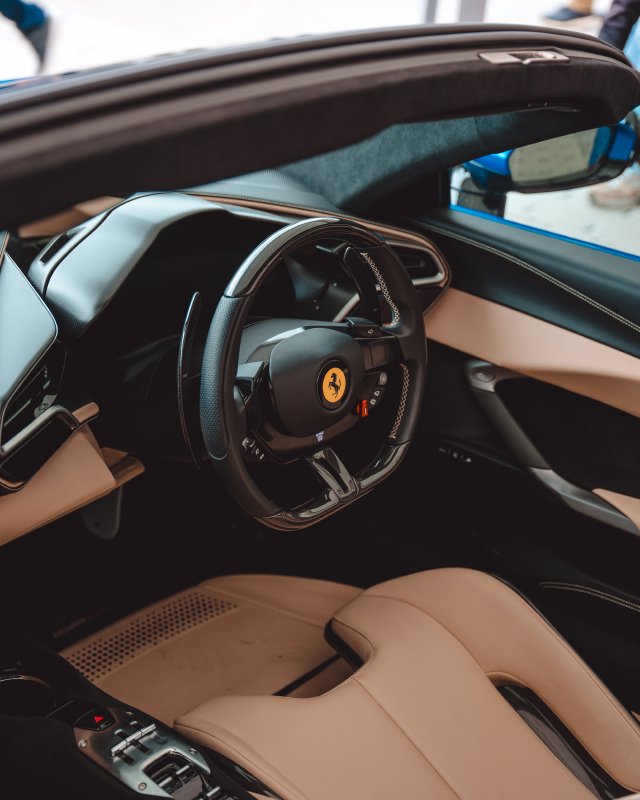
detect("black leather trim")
(0, 253), (58, 421)
(411, 208), (640, 359)
(33, 193), (221, 336)
(324, 620), (364, 670)
(274, 654), (341, 697)
(192, 170), (340, 213)
(499, 685), (627, 799)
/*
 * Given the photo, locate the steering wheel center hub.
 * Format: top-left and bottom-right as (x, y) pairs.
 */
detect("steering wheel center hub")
(269, 328), (364, 438)
(319, 363), (348, 408)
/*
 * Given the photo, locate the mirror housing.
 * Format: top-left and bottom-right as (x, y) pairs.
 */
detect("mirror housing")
(464, 119), (638, 196)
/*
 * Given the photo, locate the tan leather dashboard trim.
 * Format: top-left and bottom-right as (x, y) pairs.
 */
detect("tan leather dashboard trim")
(0, 427), (116, 547)
(18, 198), (121, 238)
(0, 427), (144, 547)
(73, 401), (100, 425)
(101, 448), (145, 488)
(425, 288), (640, 420)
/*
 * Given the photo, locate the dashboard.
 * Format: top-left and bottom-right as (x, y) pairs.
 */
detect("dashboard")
(0, 190), (451, 540)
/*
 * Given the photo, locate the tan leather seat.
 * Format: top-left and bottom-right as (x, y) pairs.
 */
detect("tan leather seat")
(62, 574), (359, 725)
(176, 568), (640, 800)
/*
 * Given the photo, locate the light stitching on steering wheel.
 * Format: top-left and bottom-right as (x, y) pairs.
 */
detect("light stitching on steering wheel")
(390, 363), (410, 440)
(360, 251), (400, 325)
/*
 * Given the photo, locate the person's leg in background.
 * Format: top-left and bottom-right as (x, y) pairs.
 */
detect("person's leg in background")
(591, 8), (640, 209)
(544, 0), (599, 24)
(599, 0), (640, 48)
(0, 0), (51, 71)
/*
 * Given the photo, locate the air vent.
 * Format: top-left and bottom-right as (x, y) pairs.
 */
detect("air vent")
(38, 231), (75, 265)
(392, 244), (443, 282)
(2, 342), (66, 445)
(333, 240), (447, 321)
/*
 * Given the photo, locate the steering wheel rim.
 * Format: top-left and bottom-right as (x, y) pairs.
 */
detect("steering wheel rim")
(200, 216), (427, 530)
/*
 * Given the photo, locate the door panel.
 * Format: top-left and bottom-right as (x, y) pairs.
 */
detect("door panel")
(414, 208), (640, 358)
(425, 288), (640, 419)
(420, 207), (640, 534)
(411, 202), (640, 712)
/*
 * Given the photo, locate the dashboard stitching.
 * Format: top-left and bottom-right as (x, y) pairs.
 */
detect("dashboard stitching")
(187, 192), (452, 288)
(417, 221), (640, 337)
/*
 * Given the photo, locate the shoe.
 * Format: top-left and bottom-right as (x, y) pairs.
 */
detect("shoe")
(23, 15), (51, 73)
(543, 6), (599, 23)
(590, 170), (640, 210)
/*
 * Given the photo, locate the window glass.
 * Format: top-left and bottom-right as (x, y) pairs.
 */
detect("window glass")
(451, 163), (640, 260)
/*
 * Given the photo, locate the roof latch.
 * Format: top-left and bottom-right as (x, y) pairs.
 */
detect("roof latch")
(479, 50), (570, 65)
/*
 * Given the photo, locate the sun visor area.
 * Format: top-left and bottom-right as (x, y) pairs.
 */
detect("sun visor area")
(280, 109), (613, 212)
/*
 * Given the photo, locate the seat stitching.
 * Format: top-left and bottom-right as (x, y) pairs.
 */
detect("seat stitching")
(541, 582), (640, 614)
(361, 592), (640, 791)
(342, 611), (600, 799)
(176, 721), (309, 800)
(368, 589), (640, 749)
(416, 221), (640, 336)
(351, 678), (463, 800)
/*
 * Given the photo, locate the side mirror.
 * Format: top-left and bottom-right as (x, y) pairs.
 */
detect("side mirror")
(464, 119), (638, 196)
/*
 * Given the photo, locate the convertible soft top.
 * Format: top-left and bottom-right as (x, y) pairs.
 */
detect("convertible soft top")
(0, 24), (638, 227)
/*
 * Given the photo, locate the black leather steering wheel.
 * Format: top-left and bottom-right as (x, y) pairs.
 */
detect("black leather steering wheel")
(200, 217), (426, 530)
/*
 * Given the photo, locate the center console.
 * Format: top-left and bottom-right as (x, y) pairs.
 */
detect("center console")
(0, 630), (275, 800)
(61, 702), (221, 799)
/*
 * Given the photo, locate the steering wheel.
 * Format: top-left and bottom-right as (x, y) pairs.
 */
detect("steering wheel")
(200, 217), (426, 530)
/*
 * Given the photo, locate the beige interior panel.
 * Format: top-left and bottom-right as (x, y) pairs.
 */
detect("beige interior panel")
(102, 447), (146, 488)
(178, 568), (640, 800)
(73, 401), (100, 425)
(0, 400), (144, 547)
(425, 288), (640, 420)
(0, 427), (117, 547)
(62, 575), (359, 726)
(18, 197), (121, 238)
(594, 489), (640, 531)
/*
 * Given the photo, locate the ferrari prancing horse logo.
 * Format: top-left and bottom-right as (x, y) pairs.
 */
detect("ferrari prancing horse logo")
(321, 366), (347, 404)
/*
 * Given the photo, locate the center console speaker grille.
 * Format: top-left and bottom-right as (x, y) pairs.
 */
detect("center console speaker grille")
(64, 591), (237, 682)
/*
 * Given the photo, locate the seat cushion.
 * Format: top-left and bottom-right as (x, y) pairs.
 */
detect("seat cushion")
(62, 574), (359, 724)
(176, 568), (640, 800)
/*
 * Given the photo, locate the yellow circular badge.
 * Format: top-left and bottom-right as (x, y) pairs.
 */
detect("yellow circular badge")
(321, 367), (347, 405)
